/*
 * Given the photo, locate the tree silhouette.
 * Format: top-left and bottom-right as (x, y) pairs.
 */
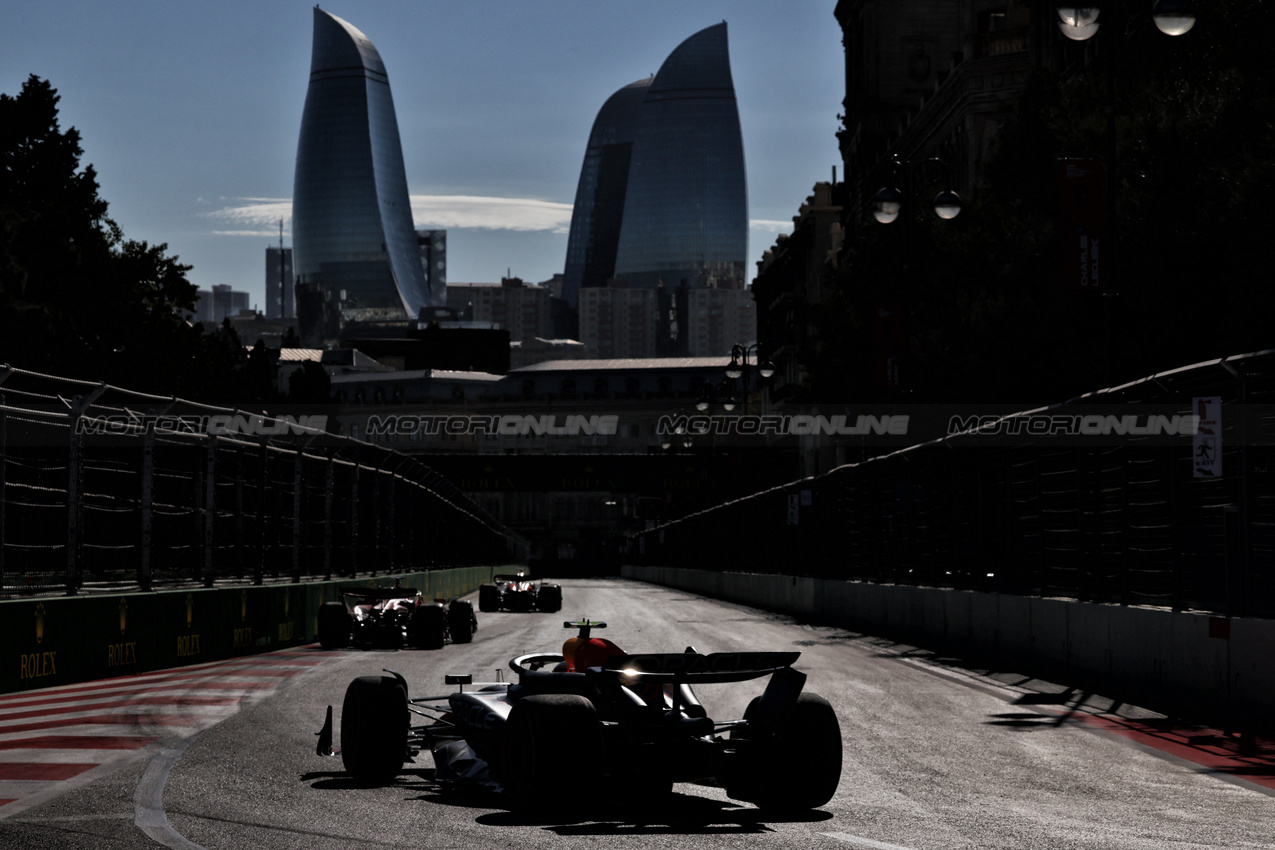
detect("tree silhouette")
(0, 75), (219, 396)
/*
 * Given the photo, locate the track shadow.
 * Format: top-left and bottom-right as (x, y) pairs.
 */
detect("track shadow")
(304, 767), (833, 832)
(476, 790), (833, 833)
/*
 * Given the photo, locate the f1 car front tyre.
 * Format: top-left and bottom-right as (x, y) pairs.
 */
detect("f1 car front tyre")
(448, 600), (475, 644)
(727, 692), (842, 811)
(317, 601), (351, 650)
(340, 675), (409, 784)
(504, 694), (600, 810)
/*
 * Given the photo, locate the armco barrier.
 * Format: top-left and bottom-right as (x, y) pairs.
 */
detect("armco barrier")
(0, 565), (502, 694)
(622, 565), (1275, 731)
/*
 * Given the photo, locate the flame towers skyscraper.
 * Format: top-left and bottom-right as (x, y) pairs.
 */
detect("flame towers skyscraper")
(562, 23), (748, 310)
(292, 8), (432, 341)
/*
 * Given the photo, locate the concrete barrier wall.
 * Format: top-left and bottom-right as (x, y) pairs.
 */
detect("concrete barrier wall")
(0, 566), (501, 695)
(622, 566), (1271, 727)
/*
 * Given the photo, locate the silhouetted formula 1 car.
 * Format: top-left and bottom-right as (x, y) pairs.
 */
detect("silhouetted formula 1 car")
(477, 572), (562, 613)
(316, 619), (842, 812)
(316, 584), (476, 651)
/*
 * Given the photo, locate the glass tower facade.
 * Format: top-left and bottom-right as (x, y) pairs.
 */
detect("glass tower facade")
(292, 8), (432, 336)
(562, 23), (747, 308)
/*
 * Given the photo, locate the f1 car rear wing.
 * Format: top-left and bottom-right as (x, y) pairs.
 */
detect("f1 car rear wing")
(341, 587), (419, 600)
(594, 651), (801, 684)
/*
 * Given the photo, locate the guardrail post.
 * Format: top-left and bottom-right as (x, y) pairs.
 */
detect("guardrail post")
(140, 428), (154, 592)
(204, 435), (216, 588)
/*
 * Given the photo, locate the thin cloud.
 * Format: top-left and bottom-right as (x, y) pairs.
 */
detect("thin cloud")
(750, 219), (794, 232)
(411, 195), (573, 233)
(205, 195), (573, 236)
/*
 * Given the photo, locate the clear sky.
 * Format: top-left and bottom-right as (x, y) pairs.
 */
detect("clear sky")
(2, 1), (845, 312)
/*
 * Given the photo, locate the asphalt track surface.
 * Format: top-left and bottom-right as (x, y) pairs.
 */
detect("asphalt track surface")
(2, 577), (1274, 850)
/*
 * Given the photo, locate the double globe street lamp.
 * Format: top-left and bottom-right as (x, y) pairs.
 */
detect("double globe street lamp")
(871, 155), (963, 226)
(1057, 1), (1196, 40)
(725, 344), (774, 411)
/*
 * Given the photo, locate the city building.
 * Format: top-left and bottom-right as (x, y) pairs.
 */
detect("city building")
(193, 284), (251, 326)
(416, 229), (447, 301)
(264, 246), (293, 321)
(577, 285), (657, 359)
(686, 287), (757, 357)
(291, 7), (434, 344)
(561, 22), (748, 314)
(445, 278), (552, 342)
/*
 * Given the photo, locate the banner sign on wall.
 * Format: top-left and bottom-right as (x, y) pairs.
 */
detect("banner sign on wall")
(1193, 396), (1222, 478)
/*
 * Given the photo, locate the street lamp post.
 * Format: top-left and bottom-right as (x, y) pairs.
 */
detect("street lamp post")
(866, 155), (962, 396)
(1054, 0), (1197, 382)
(871, 156), (963, 226)
(724, 344), (774, 414)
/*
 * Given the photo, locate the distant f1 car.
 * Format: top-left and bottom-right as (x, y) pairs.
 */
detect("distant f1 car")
(477, 572), (562, 613)
(316, 619), (842, 812)
(316, 583), (476, 651)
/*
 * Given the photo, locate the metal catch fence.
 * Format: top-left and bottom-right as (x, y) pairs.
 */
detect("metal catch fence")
(0, 365), (528, 598)
(632, 350), (1275, 619)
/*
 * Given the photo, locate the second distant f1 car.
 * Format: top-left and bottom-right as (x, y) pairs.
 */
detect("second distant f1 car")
(477, 572), (562, 613)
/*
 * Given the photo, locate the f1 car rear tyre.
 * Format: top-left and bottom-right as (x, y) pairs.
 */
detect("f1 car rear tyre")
(504, 694), (600, 811)
(340, 675), (409, 784)
(537, 584), (562, 613)
(408, 604), (446, 650)
(478, 584), (500, 613)
(727, 692), (842, 811)
(447, 600), (475, 644)
(317, 601), (351, 650)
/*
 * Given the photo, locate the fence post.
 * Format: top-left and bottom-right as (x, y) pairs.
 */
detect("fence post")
(0, 392), (6, 589)
(204, 435), (216, 588)
(234, 446), (245, 580)
(292, 449), (302, 583)
(370, 466), (381, 577)
(140, 428), (154, 592)
(349, 464), (359, 579)
(385, 466), (396, 573)
(65, 386), (105, 595)
(255, 440), (267, 586)
(323, 458), (333, 581)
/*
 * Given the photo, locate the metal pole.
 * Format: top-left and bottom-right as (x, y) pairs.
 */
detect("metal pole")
(370, 467), (381, 577)
(255, 441), (267, 586)
(235, 447), (245, 580)
(0, 392), (6, 589)
(323, 459), (333, 581)
(204, 435), (216, 588)
(349, 464), (360, 579)
(140, 429), (154, 592)
(292, 450), (303, 583)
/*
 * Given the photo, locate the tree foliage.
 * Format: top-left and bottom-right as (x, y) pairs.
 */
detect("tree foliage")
(0, 75), (273, 400)
(809, 0), (1275, 404)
